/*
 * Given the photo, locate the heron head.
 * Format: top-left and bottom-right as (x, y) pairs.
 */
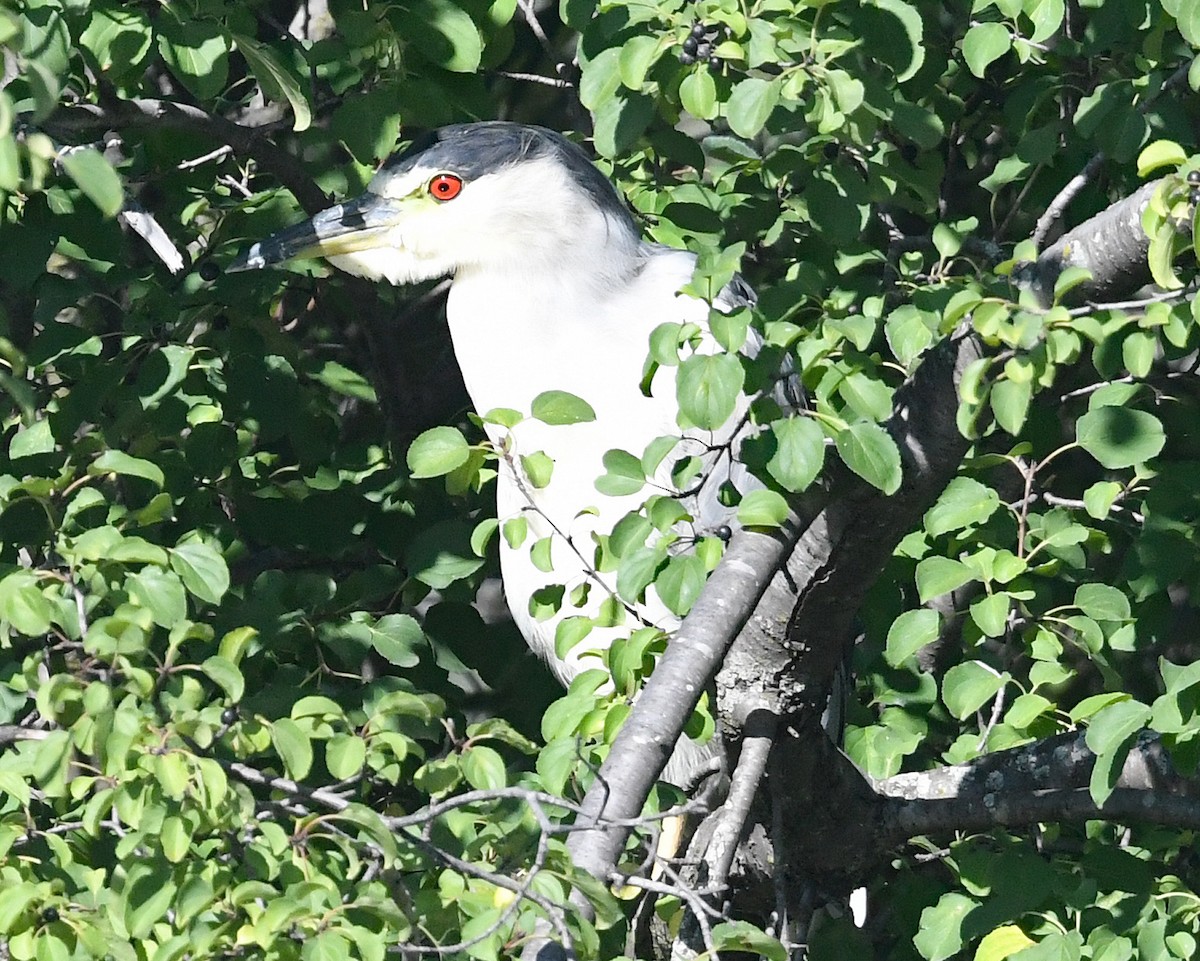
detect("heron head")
(227, 122), (639, 286)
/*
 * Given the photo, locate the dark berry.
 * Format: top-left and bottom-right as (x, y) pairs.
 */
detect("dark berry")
(221, 706), (238, 725)
(683, 36), (698, 54)
(198, 260), (220, 282)
(691, 22), (707, 38)
(41, 908), (59, 924)
(1190, 188), (1200, 206)
(709, 56), (720, 70)
(823, 142), (839, 160)
(715, 525), (733, 544)
(1188, 169), (1200, 185)
(680, 51), (696, 64)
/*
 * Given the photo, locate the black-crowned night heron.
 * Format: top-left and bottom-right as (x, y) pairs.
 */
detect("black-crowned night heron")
(229, 122), (769, 790)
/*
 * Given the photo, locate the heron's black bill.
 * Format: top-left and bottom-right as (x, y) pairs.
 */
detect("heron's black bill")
(227, 193), (405, 272)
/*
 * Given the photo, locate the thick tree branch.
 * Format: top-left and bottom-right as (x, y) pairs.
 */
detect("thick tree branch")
(44, 98), (327, 213)
(1017, 180), (1161, 307)
(565, 498), (822, 882)
(881, 730), (1200, 842)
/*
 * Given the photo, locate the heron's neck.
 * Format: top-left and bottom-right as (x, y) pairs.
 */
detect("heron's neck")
(445, 240), (667, 417)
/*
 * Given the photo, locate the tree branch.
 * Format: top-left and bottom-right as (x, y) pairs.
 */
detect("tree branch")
(1017, 180), (1162, 307)
(565, 499), (821, 881)
(44, 98), (328, 213)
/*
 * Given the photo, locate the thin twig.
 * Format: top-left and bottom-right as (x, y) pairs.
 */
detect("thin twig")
(1033, 59), (1193, 248)
(1032, 152), (1106, 249)
(976, 685), (1007, 751)
(496, 70), (572, 89)
(177, 144), (233, 170)
(707, 706), (776, 890)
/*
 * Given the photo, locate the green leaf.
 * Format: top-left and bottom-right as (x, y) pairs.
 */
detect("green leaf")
(0, 883), (39, 935)
(1006, 693), (1052, 729)
(169, 542), (230, 605)
(680, 69), (718, 121)
(127, 567), (188, 628)
(402, 0), (483, 72)
(1074, 583), (1130, 621)
(1137, 139), (1186, 177)
(974, 925), (1036, 961)
(1180, 1), (1200, 47)
(924, 477), (1000, 536)
(726, 77), (781, 138)
(655, 553), (706, 616)
(884, 608), (939, 667)
(1148, 220), (1185, 290)
(0, 571), (52, 636)
(1121, 329), (1156, 379)
(915, 556), (976, 601)
(593, 91), (656, 159)
(710, 921), (786, 961)
(1086, 699), (1150, 806)
(767, 417), (825, 492)
(839, 371), (893, 422)
(970, 592), (1010, 638)
(942, 660), (1009, 720)
(157, 14), (230, 100)
(503, 515), (528, 549)
(836, 421), (902, 494)
(90, 449), (164, 487)
(408, 426), (470, 478)
(531, 390), (597, 425)
(579, 47), (622, 110)
(122, 863), (177, 939)
(859, 0), (925, 82)
(617, 546), (667, 603)
(407, 520), (485, 589)
(232, 34), (311, 132)
(555, 616), (593, 658)
(462, 745), (506, 790)
(61, 146), (124, 217)
(991, 377), (1032, 434)
(1085, 698), (1150, 756)
(914, 892), (978, 961)
(368, 614), (424, 667)
(272, 717), (314, 780)
(327, 734), (367, 780)
(530, 536), (554, 573)
(80, 5), (153, 79)
(10, 418), (54, 458)
(962, 22), (1010, 78)
(886, 304), (935, 366)
(710, 308), (750, 353)
(677, 352), (745, 430)
(737, 489), (789, 528)
(1083, 480), (1123, 520)
(310, 360), (377, 401)
(471, 517), (499, 557)
(1076, 407), (1165, 468)
(161, 815), (191, 863)
(1070, 692), (1129, 723)
(1026, 0), (1065, 43)
(618, 35), (662, 89)
(596, 448), (645, 496)
(521, 451), (554, 489)
(202, 656), (245, 703)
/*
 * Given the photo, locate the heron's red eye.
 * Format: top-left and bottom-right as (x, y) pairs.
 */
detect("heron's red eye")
(429, 174), (463, 201)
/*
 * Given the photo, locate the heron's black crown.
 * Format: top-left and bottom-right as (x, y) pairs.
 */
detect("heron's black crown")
(380, 122), (635, 229)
